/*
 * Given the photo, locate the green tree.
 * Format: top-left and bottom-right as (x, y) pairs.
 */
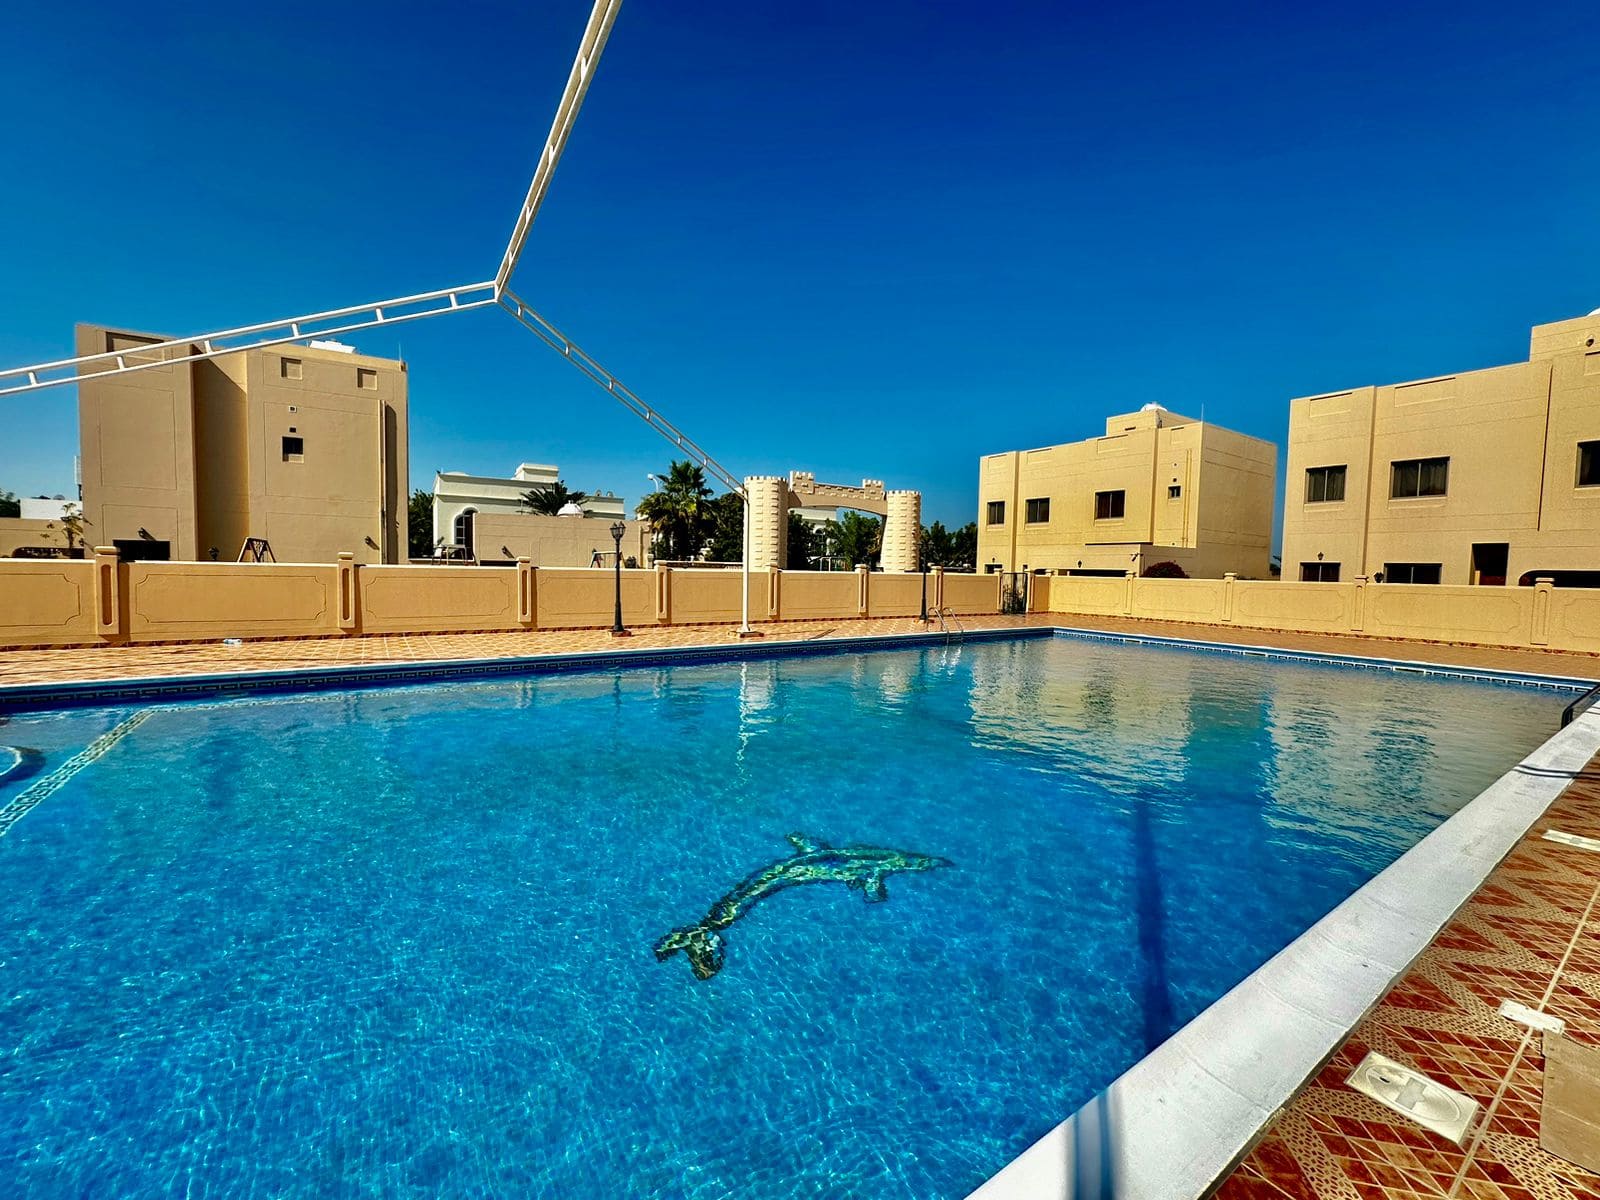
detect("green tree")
(919, 520), (977, 571)
(521, 480), (588, 516)
(46, 502), (88, 556)
(636, 461), (714, 561)
(920, 520), (955, 568)
(407, 488), (434, 559)
(831, 511), (882, 569)
(704, 492), (745, 562)
(949, 522), (977, 572)
(0, 489), (18, 519)
(786, 512), (819, 570)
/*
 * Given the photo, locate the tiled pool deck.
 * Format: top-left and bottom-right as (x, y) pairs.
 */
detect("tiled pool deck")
(2, 613), (1598, 689)
(3, 613), (1598, 1200)
(1218, 751), (1600, 1200)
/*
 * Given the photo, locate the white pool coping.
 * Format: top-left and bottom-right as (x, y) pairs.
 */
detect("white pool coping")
(967, 706), (1600, 1200)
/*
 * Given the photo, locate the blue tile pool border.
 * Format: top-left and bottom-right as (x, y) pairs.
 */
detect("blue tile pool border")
(1049, 626), (1598, 692)
(0, 624), (1591, 714)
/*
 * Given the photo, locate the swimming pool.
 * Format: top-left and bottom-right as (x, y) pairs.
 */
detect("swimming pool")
(0, 634), (1573, 1197)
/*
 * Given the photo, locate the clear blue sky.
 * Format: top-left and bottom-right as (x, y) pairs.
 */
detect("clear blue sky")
(2, 0), (1595, 538)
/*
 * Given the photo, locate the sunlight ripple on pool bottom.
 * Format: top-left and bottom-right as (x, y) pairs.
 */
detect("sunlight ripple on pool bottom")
(0, 637), (1567, 1198)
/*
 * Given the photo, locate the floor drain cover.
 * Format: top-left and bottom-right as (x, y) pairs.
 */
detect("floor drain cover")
(1346, 1052), (1480, 1144)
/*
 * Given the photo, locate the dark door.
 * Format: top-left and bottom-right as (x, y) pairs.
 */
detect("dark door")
(1471, 543), (1509, 586)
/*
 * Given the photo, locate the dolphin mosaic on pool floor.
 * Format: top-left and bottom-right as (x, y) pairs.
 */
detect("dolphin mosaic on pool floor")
(653, 833), (952, 980)
(1216, 751), (1600, 1200)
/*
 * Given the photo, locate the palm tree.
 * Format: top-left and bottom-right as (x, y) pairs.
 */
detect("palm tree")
(521, 480), (588, 516)
(636, 460), (714, 561)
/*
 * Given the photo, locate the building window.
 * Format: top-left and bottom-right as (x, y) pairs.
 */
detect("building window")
(1025, 497), (1050, 523)
(357, 367), (378, 390)
(1168, 485), (1181, 499)
(1305, 465), (1347, 503)
(1580, 441), (1600, 487)
(1390, 457), (1449, 499)
(986, 500), (1006, 525)
(1300, 562), (1340, 582)
(1384, 562), (1442, 585)
(1094, 490), (1126, 520)
(453, 508), (477, 551)
(281, 436), (304, 461)
(280, 357), (302, 380)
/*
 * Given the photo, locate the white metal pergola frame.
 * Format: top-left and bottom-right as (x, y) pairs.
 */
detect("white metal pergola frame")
(0, 0), (759, 635)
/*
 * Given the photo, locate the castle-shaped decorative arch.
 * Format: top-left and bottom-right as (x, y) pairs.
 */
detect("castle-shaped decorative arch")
(744, 472), (921, 571)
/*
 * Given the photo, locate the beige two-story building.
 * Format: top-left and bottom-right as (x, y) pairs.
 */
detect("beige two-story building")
(1281, 311), (1600, 587)
(76, 326), (408, 564)
(977, 405), (1277, 578)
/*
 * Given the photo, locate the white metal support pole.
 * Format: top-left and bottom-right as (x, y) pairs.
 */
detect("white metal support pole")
(0, 283), (498, 398)
(0, 0), (763, 653)
(496, 289), (754, 634)
(740, 491), (754, 636)
(495, 0), (625, 295)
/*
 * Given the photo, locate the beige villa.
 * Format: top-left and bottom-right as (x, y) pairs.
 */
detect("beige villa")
(1281, 311), (1600, 587)
(0, 496), (77, 558)
(430, 463), (633, 566)
(75, 325), (409, 564)
(977, 405), (1277, 578)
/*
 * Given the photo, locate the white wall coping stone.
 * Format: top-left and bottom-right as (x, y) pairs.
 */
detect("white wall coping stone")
(967, 706), (1600, 1200)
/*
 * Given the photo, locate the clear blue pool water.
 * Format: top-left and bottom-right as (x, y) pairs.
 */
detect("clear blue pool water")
(0, 635), (1571, 1198)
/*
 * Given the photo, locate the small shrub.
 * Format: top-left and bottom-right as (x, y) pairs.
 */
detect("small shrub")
(1142, 560), (1188, 579)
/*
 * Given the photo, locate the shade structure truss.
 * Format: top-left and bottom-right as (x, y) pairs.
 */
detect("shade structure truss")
(494, 0), (625, 296)
(0, 282), (498, 398)
(0, 0), (755, 629)
(498, 288), (745, 497)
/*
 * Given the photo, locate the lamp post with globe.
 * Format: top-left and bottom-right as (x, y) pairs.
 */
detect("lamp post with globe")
(609, 521), (629, 636)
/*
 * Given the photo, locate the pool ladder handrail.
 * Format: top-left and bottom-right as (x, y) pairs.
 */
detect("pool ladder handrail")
(930, 605), (964, 644)
(1562, 681), (1600, 729)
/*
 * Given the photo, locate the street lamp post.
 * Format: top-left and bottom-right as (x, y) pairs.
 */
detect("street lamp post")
(609, 520), (629, 637)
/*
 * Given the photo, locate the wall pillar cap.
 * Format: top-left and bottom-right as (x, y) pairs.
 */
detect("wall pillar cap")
(93, 546), (118, 557)
(337, 551), (355, 561)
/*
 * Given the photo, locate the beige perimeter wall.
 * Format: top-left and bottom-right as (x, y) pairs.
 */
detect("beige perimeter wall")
(0, 555), (1002, 648)
(1039, 572), (1600, 657)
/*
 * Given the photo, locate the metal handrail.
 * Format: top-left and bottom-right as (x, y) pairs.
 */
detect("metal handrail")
(1562, 682), (1600, 728)
(931, 605), (964, 642)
